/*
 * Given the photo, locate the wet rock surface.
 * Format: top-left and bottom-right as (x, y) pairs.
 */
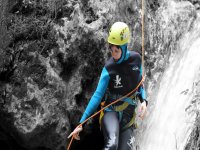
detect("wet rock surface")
(184, 66), (200, 150)
(0, 0), (199, 150)
(184, 94), (200, 150)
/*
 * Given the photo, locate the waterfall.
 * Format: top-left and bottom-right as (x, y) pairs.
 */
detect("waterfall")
(138, 12), (200, 150)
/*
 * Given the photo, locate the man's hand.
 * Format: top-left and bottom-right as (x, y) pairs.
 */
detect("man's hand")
(68, 125), (83, 140)
(139, 101), (147, 120)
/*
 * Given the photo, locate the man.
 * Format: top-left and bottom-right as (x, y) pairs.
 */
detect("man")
(68, 22), (147, 150)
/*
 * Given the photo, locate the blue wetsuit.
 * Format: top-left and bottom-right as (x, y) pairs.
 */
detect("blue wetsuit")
(79, 44), (147, 150)
(80, 50), (147, 123)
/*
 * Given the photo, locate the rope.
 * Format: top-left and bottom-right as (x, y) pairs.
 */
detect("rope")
(67, 0), (145, 149)
(142, 0), (145, 73)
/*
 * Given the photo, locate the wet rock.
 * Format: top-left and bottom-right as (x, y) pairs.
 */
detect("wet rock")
(186, 0), (200, 9)
(184, 71), (200, 150)
(145, 0), (196, 96)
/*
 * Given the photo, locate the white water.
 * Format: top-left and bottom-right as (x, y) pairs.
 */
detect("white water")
(138, 13), (200, 150)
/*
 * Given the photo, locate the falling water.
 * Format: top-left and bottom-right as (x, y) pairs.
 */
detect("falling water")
(138, 12), (200, 150)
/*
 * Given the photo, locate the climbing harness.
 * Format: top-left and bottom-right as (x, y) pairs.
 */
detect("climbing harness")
(99, 92), (139, 129)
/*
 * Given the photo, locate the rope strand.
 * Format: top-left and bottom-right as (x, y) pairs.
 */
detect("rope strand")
(142, 0), (145, 74)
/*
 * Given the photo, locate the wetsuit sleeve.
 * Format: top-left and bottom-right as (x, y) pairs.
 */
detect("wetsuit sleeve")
(137, 65), (148, 105)
(79, 67), (110, 123)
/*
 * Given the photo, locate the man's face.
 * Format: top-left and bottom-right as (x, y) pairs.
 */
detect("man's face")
(109, 44), (122, 61)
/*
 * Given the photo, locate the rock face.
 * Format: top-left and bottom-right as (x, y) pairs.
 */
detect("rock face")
(185, 0), (200, 9)
(144, 0), (196, 96)
(0, 0), (148, 150)
(0, 0), (199, 150)
(184, 78), (200, 150)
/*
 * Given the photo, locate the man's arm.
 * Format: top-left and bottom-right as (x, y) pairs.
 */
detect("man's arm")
(137, 65), (148, 105)
(79, 67), (110, 123)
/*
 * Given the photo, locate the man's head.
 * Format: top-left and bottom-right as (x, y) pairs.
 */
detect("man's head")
(109, 44), (122, 61)
(107, 22), (130, 63)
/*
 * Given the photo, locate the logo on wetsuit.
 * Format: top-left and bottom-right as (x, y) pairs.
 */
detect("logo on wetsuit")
(132, 65), (139, 71)
(114, 75), (123, 88)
